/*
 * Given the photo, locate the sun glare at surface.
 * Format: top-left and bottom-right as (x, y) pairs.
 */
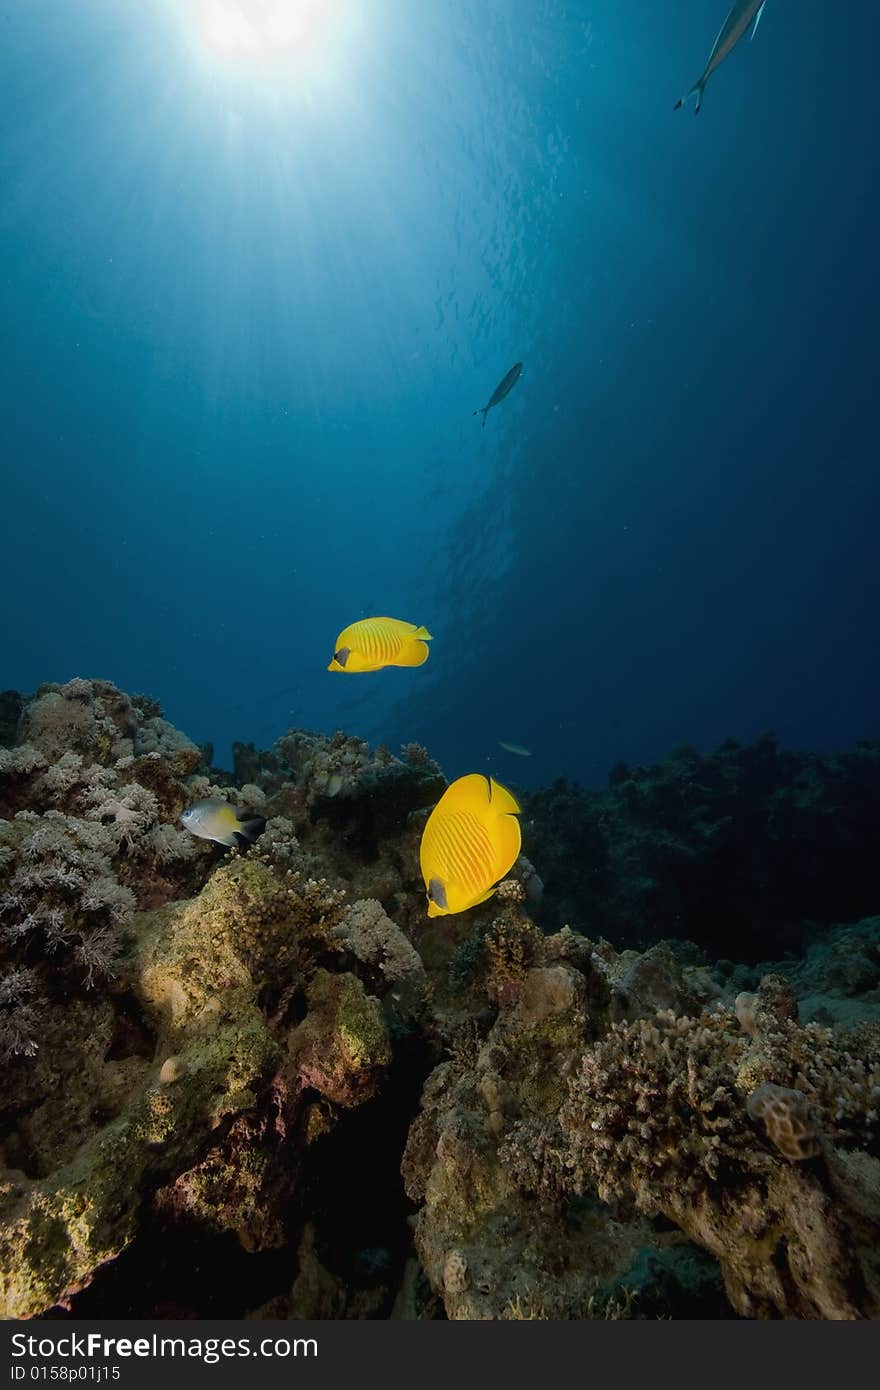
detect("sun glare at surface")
(193, 0), (341, 67)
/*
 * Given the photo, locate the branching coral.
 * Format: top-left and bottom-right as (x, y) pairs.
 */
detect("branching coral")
(0, 747), (46, 780)
(0, 966), (43, 1062)
(82, 780), (161, 852)
(558, 1011), (751, 1207)
(18, 680), (136, 765)
(0, 684), (219, 1108)
(0, 815), (132, 988)
(552, 1004), (879, 1317)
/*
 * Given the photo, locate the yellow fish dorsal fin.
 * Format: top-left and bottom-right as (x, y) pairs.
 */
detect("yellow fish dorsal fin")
(434, 774), (521, 826)
(488, 778), (521, 816)
(412, 625), (432, 640)
(437, 773), (493, 814)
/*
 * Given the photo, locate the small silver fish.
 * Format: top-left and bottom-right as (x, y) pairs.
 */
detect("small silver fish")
(180, 797), (266, 848)
(474, 362), (523, 427)
(675, 0), (767, 113)
(498, 741), (532, 757)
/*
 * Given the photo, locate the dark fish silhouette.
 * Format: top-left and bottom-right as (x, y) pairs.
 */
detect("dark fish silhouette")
(474, 362), (522, 427)
(675, 0), (766, 113)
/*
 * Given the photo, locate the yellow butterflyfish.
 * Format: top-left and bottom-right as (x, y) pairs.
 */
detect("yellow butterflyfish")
(327, 617), (433, 673)
(419, 773), (522, 918)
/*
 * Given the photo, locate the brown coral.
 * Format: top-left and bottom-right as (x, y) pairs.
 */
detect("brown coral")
(555, 1007), (879, 1317)
(747, 1084), (821, 1162)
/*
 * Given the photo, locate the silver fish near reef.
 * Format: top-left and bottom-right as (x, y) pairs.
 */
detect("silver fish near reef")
(675, 0), (766, 113)
(180, 797), (266, 848)
(499, 741), (532, 757)
(474, 362), (523, 427)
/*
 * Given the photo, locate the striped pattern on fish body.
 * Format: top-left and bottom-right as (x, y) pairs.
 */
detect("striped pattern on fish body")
(420, 773), (522, 917)
(327, 616), (433, 673)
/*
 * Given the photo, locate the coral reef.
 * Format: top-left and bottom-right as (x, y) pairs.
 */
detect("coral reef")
(527, 735), (880, 960)
(728, 917), (880, 1028)
(552, 1000), (879, 1318)
(0, 677), (441, 1318)
(405, 924), (879, 1320)
(2, 677), (879, 1321)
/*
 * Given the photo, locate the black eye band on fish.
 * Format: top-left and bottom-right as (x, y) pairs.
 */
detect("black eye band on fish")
(427, 877), (447, 909)
(334, 648), (350, 667)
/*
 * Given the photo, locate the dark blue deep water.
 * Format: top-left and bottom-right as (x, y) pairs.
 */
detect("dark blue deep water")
(3, 1), (879, 789)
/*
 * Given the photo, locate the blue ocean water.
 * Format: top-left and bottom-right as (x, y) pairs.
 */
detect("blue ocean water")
(2, 0), (878, 790)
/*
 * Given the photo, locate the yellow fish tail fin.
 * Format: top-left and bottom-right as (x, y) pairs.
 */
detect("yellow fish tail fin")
(488, 778), (522, 816)
(395, 638), (431, 668)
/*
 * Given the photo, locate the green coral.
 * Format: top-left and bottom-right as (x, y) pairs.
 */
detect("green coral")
(0, 858), (287, 1316)
(289, 969), (391, 1108)
(0, 1004), (275, 1317)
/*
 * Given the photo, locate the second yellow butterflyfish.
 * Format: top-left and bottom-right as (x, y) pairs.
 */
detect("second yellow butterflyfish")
(327, 617), (433, 673)
(419, 773), (522, 918)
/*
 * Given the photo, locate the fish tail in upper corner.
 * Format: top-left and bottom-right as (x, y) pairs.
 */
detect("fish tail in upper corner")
(675, 79), (706, 113)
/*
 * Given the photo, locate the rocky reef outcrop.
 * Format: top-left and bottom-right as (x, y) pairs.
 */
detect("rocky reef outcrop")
(403, 924), (879, 1320)
(527, 735), (880, 960)
(1, 681), (878, 1320)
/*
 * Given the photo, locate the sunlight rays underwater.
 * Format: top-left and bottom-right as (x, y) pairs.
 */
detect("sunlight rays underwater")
(3, 0), (566, 760)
